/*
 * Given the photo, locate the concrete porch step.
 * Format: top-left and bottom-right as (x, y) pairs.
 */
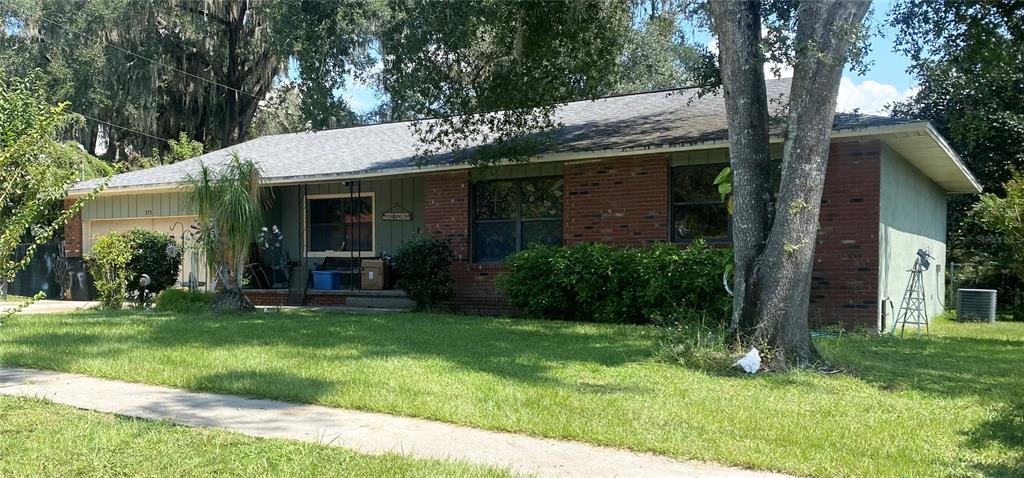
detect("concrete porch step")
(243, 288), (415, 310)
(344, 295), (416, 310)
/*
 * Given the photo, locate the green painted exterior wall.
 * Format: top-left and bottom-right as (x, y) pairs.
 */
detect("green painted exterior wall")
(268, 175), (425, 265)
(879, 144), (948, 327)
(81, 192), (192, 220)
(79, 176), (426, 268)
(469, 162), (563, 182)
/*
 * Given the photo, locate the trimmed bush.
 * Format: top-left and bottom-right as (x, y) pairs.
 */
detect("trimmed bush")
(124, 228), (182, 302)
(86, 228), (183, 309)
(394, 236), (455, 310)
(155, 289), (214, 313)
(86, 232), (135, 310)
(498, 241), (732, 324)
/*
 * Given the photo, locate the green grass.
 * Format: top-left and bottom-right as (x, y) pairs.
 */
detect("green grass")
(1, 310), (1022, 478)
(0, 396), (517, 477)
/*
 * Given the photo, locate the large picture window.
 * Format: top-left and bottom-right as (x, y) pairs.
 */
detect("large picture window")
(473, 177), (563, 262)
(307, 195), (374, 254)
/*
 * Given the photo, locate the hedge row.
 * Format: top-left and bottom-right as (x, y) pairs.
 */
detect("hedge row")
(497, 241), (732, 324)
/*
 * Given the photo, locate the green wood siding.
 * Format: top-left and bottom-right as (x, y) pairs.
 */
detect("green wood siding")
(669, 145), (782, 167)
(270, 176), (425, 261)
(470, 162), (563, 182)
(81, 192), (192, 220)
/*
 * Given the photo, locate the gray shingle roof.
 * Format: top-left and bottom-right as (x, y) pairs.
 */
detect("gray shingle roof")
(72, 78), (913, 193)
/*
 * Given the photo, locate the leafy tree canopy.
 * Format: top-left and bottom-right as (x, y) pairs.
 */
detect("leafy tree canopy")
(247, 82), (309, 139)
(890, 0), (1024, 267)
(891, 0), (1024, 194)
(1, 0), (379, 160)
(0, 72), (106, 308)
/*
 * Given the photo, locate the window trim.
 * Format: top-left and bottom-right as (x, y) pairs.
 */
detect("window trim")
(669, 162), (782, 244)
(303, 192), (376, 257)
(471, 176), (563, 263)
(669, 164), (732, 244)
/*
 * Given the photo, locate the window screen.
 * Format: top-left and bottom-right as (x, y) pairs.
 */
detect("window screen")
(308, 196), (373, 252)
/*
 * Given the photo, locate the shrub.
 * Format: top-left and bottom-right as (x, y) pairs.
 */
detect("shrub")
(124, 228), (182, 303)
(155, 289), (214, 314)
(86, 228), (183, 309)
(498, 240), (732, 324)
(86, 232), (135, 309)
(394, 236), (454, 310)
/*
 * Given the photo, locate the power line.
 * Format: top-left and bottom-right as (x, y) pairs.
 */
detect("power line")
(72, 110), (172, 144)
(75, 111), (217, 154)
(37, 14), (259, 99)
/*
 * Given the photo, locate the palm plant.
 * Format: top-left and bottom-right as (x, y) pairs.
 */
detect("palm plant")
(182, 153), (271, 311)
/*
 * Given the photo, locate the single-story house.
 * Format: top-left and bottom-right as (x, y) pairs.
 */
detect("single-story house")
(66, 78), (980, 329)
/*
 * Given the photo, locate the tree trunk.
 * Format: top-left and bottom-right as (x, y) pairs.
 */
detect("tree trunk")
(708, 0), (774, 341)
(210, 263), (255, 312)
(710, 0), (871, 369)
(211, 287), (256, 312)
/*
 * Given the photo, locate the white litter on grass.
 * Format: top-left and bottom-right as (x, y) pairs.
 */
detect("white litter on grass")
(734, 347), (761, 374)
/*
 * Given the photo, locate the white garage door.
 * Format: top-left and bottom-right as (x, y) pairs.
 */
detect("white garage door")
(84, 216), (208, 288)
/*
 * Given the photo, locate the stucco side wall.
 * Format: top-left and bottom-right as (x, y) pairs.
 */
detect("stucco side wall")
(879, 143), (948, 328)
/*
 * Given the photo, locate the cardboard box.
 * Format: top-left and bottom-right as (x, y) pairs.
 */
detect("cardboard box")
(360, 259), (386, 290)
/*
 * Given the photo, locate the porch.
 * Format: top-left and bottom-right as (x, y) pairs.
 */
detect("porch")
(238, 176), (425, 309)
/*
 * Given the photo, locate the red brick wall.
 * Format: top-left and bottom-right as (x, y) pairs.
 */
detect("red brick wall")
(419, 146), (883, 328)
(64, 198), (83, 257)
(809, 140), (882, 329)
(563, 156), (670, 246)
(423, 171), (516, 315)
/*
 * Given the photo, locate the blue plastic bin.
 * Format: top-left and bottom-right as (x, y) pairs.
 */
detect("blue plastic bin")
(312, 271), (342, 290)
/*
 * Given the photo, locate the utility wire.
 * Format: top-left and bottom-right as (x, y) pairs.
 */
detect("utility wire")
(74, 111), (213, 154)
(72, 110), (172, 144)
(30, 13), (228, 151)
(37, 14), (259, 99)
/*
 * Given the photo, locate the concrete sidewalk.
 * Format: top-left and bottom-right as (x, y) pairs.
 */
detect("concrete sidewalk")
(0, 367), (793, 478)
(0, 299), (98, 314)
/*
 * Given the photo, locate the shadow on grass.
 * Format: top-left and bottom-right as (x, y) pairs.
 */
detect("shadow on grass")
(1, 331), (112, 370)
(817, 325), (1024, 477)
(194, 370), (338, 403)
(965, 400), (1024, 477)
(3, 309), (656, 389)
(817, 333), (1022, 401)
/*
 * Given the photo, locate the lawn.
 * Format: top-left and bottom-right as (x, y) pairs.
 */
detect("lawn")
(0, 396), (516, 478)
(1, 310), (1021, 478)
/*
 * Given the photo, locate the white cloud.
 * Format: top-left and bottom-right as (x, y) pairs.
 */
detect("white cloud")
(835, 77), (918, 115)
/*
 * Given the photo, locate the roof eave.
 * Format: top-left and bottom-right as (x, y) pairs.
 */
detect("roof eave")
(68, 121), (982, 197)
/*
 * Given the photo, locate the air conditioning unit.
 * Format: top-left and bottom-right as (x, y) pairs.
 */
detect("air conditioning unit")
(957, 289), (997, 323)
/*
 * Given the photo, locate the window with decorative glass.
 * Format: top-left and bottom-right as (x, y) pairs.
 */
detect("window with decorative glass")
(472, 177), (563, 262)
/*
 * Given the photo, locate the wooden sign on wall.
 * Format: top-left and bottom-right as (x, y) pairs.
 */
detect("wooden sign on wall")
(382, 204), (412, 221)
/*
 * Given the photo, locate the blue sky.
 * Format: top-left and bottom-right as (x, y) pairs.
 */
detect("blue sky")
(333, 0), (919, 116)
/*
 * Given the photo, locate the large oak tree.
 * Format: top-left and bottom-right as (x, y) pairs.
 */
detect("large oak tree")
(710, 0), (871, 367)
(1, 0), (376, 159)
(381, 0), (871, 369)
